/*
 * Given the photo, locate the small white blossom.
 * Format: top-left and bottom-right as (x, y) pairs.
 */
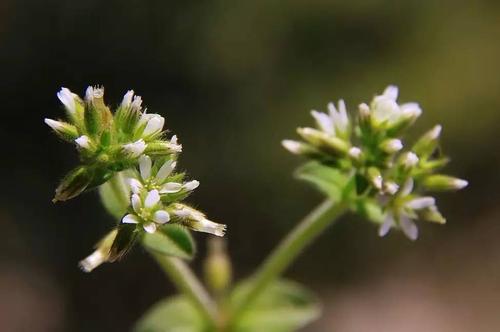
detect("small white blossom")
(44, 118), (65, 131)
(85, 86), (104, 102)
(380, 139), (403, 153)
(123, 139), (147, 158)
(402, 152), (419, 168)
(131, 96), (143, 112)
(122, 189), (170, 234)
(56, 87), (76, 114)
(282, 140), (304, 154)
(383, 181), (399, 195)
(348, 147), (362, 160)
(183, 180), (200, 191)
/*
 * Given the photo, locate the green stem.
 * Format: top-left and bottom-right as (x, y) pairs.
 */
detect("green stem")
(150, 252), (219, 325)
(230, 198), (348, 323)
(105, 172), (218, 326)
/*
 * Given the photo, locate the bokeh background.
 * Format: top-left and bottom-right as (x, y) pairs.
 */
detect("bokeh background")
(1, 1), (499, 331)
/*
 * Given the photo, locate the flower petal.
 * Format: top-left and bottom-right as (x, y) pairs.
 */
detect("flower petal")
(145, 190), (160, 208)
(156, 160), (175, 182)
(153, 210), (170, 224)
(400, 216), (418, 241)
(131, 194), (142, 213)
(128, 178), (143, 194)
(406, 197), (435, 210)
(122, 214), (139, 224)
(139, 155), (152, 180)
(183, 180), (200, 191)
(143, 222), (157, 233)
(379, 213), (395, 237)
(160, 182), (182, 194)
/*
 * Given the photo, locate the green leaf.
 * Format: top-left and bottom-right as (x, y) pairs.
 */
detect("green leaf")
(133, 295), (205, 332)
(295, 161), (350, 202)
(231, 279), (321, 332)
(141, 224), (196, 260)
(99, 180), (129, 219)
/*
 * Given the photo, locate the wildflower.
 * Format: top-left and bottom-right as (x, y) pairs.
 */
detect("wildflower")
(122, 190), (170, 233)
(46, 86), (180, 201)
(284, 85), (468, 240)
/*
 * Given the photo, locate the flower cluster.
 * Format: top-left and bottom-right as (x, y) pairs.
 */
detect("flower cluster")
(47, 86), (226, 272)
(283, 85), (468, 240)
(45, 87), (181, 202)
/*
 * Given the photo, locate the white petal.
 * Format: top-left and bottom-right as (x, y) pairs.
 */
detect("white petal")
(406, 197), (435, 210)
(379, 213), (395, 237)
(121, 90), (134, 108)
(311, 110), (334, 135)
(131, 194), (142, 213)
(384, 181), (399, 195)
(335, 99), (349, 132)
(400, 178), (414, 196)
(57, 87), (76, 114)
(402, 152), (419, 168)
(183, 180), (200, 191)
(428, 125), (442, 140)
(196, 219), (227, 237)
(122, 214), (139, 224)
(453, 179), (469, 189)
(128, 178), (143, 194)
(153, 210), (170, 224)
(139, 155), (152, 180)
(143, 115), (165, 136)
(75, 135), (90, 149)
(160, 182), (182, 194)
(170, 135), (178, 145)
(131, 96), (143, 111)
(401, 103), (422, 119)
(143, 222), (157, 233)
(383, 85), (399, 101)
(156, 160), (175, 182)
(400, 216), (418, 241)
(145, 190), (160, 208)
(282, 140), (303, 154)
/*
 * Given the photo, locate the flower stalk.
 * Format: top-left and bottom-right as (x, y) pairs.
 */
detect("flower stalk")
(229, 198), (348, 324)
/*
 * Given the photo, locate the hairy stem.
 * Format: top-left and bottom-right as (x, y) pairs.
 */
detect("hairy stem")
(230, 198), (348, 323)
(150, 252), (219, 324)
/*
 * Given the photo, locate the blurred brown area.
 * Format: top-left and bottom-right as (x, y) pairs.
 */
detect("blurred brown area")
(0, 0), (498, 331)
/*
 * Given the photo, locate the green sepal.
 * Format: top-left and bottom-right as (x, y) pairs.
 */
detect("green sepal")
(109, 223), (138, 261)
(354, 198), (385, 224)
(230, 279), (321, 332)
(133, 296), (205, 332)
(141, 224), (196, 260)
(53, 166), (93, 202)
(84, 104), (102, 137)
(295, 161), (350, 202)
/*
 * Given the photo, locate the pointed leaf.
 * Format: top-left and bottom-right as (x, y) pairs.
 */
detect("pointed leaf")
(295, 161), (350, 202)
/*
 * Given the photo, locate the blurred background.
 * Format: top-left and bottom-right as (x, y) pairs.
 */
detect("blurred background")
(0, 1), (499, 331)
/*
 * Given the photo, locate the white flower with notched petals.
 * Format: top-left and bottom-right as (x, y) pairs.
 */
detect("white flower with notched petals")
(139, 113), (165, 136)
(122, 189), (170, 234)
(123, 139), (147, 158)
(85, 86), (104, 102)
(310, 99), (350, 138)
(371, 85), (422, 127)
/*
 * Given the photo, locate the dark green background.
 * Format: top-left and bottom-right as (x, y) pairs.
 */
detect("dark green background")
(0, 1), (499, 331)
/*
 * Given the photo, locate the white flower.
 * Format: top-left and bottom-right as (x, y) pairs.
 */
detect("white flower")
(131, 96), (143, 112)
(75, 135), (91, 149)
(123, 139), (147, 158)
(402, 152), (419, 168)
(371, 85), (422, 126)
(383, 181), (399, 195)
(56, 87), (77, 114)
(310, 100), (349, 138)
(348, 147), (362, 160)
(122, 189), (170, 234)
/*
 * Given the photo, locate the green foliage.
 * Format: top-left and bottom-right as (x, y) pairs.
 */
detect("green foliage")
(133, 296), (206, 332)
(99, 180), (129, 219)
(141, 224), (196, 260)
(295, 161), (351, 203)
(230, 279), (321, 332)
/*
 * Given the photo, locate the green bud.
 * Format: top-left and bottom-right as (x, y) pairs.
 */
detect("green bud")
(379, 138), (403, 154)
(367, 167), (383, 190)
(53, 166), (93, 202)
(413, 125), (442, 157)
(421, 174), (468, 191)
(297, 127), (349, 156)
(145, 140), (182, 156)
(203, 238), (232, 294)
(44, 118), (79, 142)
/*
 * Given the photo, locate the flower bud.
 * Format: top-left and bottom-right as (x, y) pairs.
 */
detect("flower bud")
(380, 138), (403, 154)
(44, 118), (79, 142)
(421, 174), (468, 191)
(123, 139), (147, 158)
(413, 125), (442, 157)
(297, 127), (349, 156)
(367, 167), (383, 190)
(204, 238), (232, 294)
(57, 87), (77, 117)
(144, 141), (182, 156)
